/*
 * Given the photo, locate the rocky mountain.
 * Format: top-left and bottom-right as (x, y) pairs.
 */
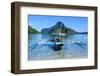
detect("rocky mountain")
(41, 21), (77, 35)
(28, 26), (39, 34)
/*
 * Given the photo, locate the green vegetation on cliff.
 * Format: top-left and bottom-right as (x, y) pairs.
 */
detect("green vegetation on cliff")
(28, 25), (39, 34)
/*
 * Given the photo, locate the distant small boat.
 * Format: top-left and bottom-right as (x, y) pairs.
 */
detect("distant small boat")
(52, 33), (66, 36)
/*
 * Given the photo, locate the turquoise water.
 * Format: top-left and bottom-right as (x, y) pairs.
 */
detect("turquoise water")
(28, 34), (88, 61)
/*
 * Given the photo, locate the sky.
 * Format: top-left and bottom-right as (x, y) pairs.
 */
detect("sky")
(28, 15), (88, 32)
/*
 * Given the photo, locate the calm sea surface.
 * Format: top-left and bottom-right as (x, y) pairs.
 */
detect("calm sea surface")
(28, 34), (88, 61)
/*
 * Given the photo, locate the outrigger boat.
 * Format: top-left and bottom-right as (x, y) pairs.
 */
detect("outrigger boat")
(29, 31), (86, 51)
(49, 32), (65, 51)
(50, 38), (64, 51)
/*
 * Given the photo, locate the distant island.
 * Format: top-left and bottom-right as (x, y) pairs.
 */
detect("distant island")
(28, 21), (87, 35)
(41, 21), (87, 35)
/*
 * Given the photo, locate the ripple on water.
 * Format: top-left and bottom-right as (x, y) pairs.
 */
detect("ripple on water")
(28, 34), (88, 61)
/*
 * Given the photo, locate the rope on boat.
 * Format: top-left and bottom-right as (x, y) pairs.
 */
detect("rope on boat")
(73, 43), (86, 49)
(29, 39), (49, 51)
(64, 40), (86, 49)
